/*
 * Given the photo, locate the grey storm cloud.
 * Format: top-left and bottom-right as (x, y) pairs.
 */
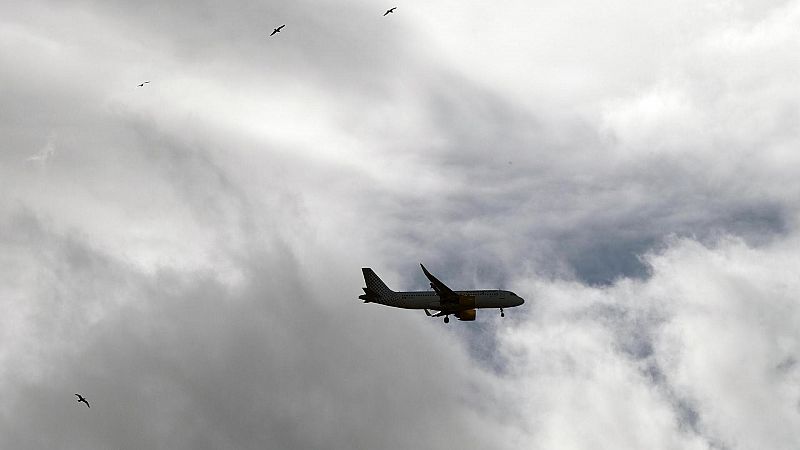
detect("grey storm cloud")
(2, 0), (800, 448)
(0, 211), (509, 449)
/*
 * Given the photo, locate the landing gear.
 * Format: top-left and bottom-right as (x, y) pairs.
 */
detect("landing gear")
(500, 308), (505, 318)
(444, 316), (450, 324)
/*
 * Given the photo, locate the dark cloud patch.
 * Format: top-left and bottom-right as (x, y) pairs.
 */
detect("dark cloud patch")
(669, 391), (731, 450)
(453, 317), (521, 376)
(564, 237), (655, 285)
(561, 201), (787, 284)
(670, 396), (732, 450)
(0, 209), (506, 450)
(775, 356), (797, 373)
(573, 289), (738, 447)
(353, 73), (793, 285)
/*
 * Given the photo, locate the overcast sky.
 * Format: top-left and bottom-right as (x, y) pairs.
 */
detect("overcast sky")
(2, 0), (800, 449)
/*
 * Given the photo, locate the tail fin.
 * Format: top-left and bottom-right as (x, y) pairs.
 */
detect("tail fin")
(359, 268), (395, 303)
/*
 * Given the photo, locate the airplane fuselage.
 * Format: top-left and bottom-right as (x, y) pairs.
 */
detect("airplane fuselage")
(379, 289), (523, 312)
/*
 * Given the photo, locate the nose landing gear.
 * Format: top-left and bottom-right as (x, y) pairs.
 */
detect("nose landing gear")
(444, 316), (450, 324)
(500, 308), (505, 318)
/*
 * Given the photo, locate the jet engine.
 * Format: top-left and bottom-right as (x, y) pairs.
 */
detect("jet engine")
(455, 309), (476, 321)
(458, 294), (476, 307)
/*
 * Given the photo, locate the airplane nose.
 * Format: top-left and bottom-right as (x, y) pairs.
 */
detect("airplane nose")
(516, 297), (525, 306)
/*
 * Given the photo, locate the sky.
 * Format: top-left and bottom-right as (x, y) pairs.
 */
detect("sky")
(1, 0), (799, 448)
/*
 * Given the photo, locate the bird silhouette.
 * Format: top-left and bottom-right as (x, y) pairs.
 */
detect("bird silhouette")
(137, 81), (150, 87)
(384, 7), (397, 16)
(270, 25), (285, 36)
(75, 393), (90, 408)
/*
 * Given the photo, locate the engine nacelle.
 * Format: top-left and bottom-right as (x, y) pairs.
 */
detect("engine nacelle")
(455, 309), (476, 321)
(458, 294), (476, 307)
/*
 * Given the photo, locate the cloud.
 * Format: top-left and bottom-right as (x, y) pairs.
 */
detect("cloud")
(1, 0), (799, 448)
(0, 208), (517, 450)
(25, 134), (56, 166)
(498, 234), (800, 449)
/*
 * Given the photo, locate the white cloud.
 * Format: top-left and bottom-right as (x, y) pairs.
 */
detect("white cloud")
(499, 234), (800, 448)
(1, 0), (799, 448)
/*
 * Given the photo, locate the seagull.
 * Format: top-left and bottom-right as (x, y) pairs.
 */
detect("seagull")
(137, 81), (150, 87)
(270, 25), (285, 36)
(384, 7), (397, 16)
(75, 393), (90, 408)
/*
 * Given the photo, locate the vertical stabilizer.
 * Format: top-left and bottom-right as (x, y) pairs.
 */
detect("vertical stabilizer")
(360, 268), (395, 303)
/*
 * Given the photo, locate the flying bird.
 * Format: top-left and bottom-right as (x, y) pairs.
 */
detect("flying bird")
(384, 7), (397, 16)
(137, 81), (150, 87)
(75, 393), (90, 408)
(270, 25), (285, 36)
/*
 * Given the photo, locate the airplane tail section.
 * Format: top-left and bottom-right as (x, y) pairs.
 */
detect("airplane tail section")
(360, 268), (395, 303)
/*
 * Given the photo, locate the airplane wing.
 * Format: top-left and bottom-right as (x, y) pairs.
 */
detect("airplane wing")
(420, 264), (459, 304)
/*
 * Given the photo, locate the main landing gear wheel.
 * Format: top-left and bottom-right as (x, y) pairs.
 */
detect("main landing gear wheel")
(500, 308), (505, 318)
(444, 316), (450, 324)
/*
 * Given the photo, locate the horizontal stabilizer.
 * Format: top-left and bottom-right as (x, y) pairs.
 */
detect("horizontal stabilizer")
(359, 286), (379, 303)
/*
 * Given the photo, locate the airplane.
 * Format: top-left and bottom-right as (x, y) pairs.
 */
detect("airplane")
(359, 264), (524, 323)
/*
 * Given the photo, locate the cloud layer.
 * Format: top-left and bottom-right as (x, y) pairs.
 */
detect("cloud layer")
(2, 0), (799, 448)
